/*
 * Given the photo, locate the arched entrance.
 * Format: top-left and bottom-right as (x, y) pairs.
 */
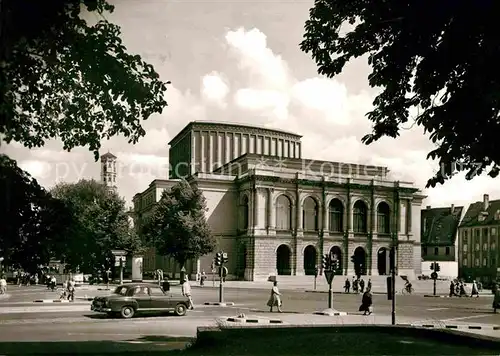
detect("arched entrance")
(353, 247), (367, 276)
(377, 247), (389, 275)
(276, 244), (292, 275)
(329, 246), (343, 275)
(303, 245), (317, 275)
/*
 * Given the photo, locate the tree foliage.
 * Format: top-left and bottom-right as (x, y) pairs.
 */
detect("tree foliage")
(141, 180), (216, 268)
(51, 179), (142, 273)
(0, 0), (169, 159)
(300, 0), (500, 187)
(0, 155), (73, 271)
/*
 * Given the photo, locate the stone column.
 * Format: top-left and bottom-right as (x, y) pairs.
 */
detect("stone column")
(267, 188), (275, 234)
(295, 189), (303, 236)
(131, 255), (143, 282)
(252, 187), (258, 231)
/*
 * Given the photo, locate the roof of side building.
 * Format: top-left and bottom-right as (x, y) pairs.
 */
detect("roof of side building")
(421, 206), (463, 245)
(168, 120), (302, 145)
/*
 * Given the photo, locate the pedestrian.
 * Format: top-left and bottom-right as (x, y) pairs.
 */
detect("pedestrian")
(68, 279), (75, 301)
(344, 278), (351, 293)
(359, 278), (365, 293)
(359, 287), (373, 315)
(459, 282), (467, 297)
(353, 278), (359, 293)
(162, 277), (171, 292)
(0, 276), (7, 295)
(471, 280), (479, 298)
(200, 271), (206, 287)
(267, 281), (282, 313)
(367, 278), (372, 291)
(493, 284), (500, 313)
(449, 280), (455, 298)
(50, 276), (56, 291)
(182, 276), (194, 310)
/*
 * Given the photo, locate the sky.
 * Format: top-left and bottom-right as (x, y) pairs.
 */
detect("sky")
(2, 0), (498, 209)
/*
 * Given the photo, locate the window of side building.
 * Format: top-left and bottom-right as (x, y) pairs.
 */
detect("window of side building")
(445, 247), (450, 255)
(463, 258), (468, 267)
(434, 247), (438, 255)
(423, 247), (427, 256)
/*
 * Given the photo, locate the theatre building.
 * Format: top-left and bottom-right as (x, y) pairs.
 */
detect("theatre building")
(133, 121), (426, 281)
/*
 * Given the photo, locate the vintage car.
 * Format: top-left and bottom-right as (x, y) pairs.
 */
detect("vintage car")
(91, 283), (190, 318)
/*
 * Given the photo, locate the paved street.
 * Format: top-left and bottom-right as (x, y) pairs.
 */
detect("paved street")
(0, 284), (499, 353)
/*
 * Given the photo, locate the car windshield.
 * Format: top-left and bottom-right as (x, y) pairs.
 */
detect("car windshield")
(113, 286), (129, 296)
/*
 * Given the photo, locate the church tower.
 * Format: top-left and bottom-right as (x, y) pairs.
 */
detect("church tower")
(100, 152), (117, 193)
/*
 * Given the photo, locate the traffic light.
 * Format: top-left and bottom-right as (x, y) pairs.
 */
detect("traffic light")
(389, 247), (395, 271)
(332, 258), (340, 271)
(430, 263), (435, 271)
(350, 255), (355, 264)
(435, 263), (441, 272)
(215, 252), (222, 267)
(222, 252), (228, 264)
(322, 254), (329, 270)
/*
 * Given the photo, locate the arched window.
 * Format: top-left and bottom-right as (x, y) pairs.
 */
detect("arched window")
(377, 202), (390, 234)
(302, 197), (319, 231)
(329, 199), (344, 232)
(353, 200), (368, 233)
(240, 195), (249, 230)
(276, 195), (292, 230)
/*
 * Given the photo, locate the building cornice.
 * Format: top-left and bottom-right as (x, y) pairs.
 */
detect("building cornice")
(168, 121), (302, 146)
(236, 174), (420, 194)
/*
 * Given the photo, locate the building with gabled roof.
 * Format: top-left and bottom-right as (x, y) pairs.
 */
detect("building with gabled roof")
(458, 194), (500, 285)
(421, 205), (464, 278)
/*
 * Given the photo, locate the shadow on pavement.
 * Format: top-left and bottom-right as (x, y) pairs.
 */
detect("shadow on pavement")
(0, 336), (193, 355)
(83, 313), (180, 320)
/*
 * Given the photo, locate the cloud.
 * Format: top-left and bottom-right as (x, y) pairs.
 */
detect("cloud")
(201, 72), (229, 106)
(4, 20), (499, 210)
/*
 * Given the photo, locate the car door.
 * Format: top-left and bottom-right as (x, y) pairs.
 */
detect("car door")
(131, 286), (152, 309)
(148, 286), (173, 310)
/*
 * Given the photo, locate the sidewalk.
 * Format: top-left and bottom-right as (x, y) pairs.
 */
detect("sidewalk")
(217, 312), (500, 338)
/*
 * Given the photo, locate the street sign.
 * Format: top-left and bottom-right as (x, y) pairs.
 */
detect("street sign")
(324, 270), (334, 285)
(431, 271), (438, 280)
(111, 249), (126, 256)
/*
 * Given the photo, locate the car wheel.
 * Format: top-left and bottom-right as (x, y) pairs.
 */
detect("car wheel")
(174, 303), (187, 316)
(120, 306), (135, 319)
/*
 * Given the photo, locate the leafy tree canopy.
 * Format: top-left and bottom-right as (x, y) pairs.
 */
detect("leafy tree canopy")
(300, 0), (500, 187)
(51, 179), (142, 273)
(141, 179), (216, 268)
(0, 155), (73, 271)
(1, 0), (169, 159)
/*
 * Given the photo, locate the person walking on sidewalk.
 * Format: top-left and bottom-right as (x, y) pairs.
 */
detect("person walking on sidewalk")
(449, 280), (455, 297)
(267, 281), (282, 313)
(344, 278), (351, 293)
(471, 281), (479, 298)
(182, 277), (194, 310)
(359, 287), (373, 315)
(367, 278), (372, 291)
(0, 276), (6, 295)
(493, 283), (500, 313)
(359, 278), (365, 293)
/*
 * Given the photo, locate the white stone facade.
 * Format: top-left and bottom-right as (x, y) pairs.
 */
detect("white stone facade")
(133, 122), (426, 281)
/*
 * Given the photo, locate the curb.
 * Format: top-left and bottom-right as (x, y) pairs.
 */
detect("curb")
(424, 295), (449, 298)
(226, 317), (283, 324)
(313, 310), (348, 316)
(33, 299), (72, 303)
(76, 297), (95, 301)
(409, 324), (500, 330)
(305, 290), (388, 295)
(204, 302), (235, 306)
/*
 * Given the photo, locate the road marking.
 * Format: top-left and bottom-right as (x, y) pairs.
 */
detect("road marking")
(438, 314), (493, 322)
(427, 308), (449, 311)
